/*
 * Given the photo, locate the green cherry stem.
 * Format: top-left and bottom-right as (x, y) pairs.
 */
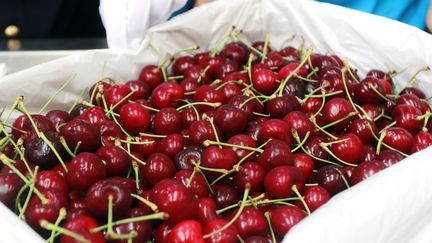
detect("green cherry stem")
(264, 212), (277, 243)
(291, 184), (311, 215)
(48, 208), (67, 243)
(130, 193), (158, 212)
(40, 219), (90, 243)
(91, 212), (167, 233)
(39, 74), (75, 114)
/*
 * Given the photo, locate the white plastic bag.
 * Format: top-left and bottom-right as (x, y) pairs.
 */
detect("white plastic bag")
(1, 0), (432, 242)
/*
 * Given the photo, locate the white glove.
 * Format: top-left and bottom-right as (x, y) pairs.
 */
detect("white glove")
(99, 0), (189, 50)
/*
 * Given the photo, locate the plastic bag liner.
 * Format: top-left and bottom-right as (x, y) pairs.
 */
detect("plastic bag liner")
(1, 0), (432, 242)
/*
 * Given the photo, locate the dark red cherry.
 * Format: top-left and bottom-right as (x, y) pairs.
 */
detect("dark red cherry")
(173, 56), (197, 76)
(35, 170), (69, 196)
(24, 130), (65, 169)
(292, 153), (314, 181)
(0, 173), (24, 208)
(151, 179), (198, 225)
(151, 81), (184, 109)
(330, 133), (364, 164)
(221, 41), (248, 65)
(201, 146), (238, 179)
(67, 152), (106, 191)
(104, 84), (133, 111)
(125, 80), (151, 100)
(354, 77), (386, 104)
(138, 65), (164, 90)
(158, 133), (185, 158)
(174, 169), (209, 198)
(233, 162), (265, 194)
(322, 97), (355, 132)
(153, 107), (182, 135)
(203, 218), (239, 243)
(257, 139), (293, 171)
(167, 220), (205, 243)
(269, 205), (306, 236)
(258, 119), (292, 145)
(193, 85), (224, 112)
(189, 120), (221, 146)
(228, 95), (264, 119)
(21, 114), (56, 138)
(130, 135), (159, 159)
(301, 97), (322, 114)
(61, 215), (105, 243)
(264, 166), (305, 198)
(266, 94), (300, 119)
(361, 145), (378, 162)
(214, 60), (239, 80)
(219, 82), (243, 101)
(283, 77), (308, 98)
(60, 119), (101, 153)
(119, 103), (151, 135)
(264, 51), (286, 70)
(396, 94), (429, 113)
(297, 185), (330, 212)
(227, 134), (258, 159)
(280, 46), (299, 60)
(180, 107), (199, 130)
(141, 153), (176, 185)
(347, 118), (378, 145)
(361, 104), (382, 120)
(211, 183), (240, 210)
(244, 236), (273, 243)
(252, 69), (279, 95)
(283, 110), (315, 140)
(79, 106), (109, 128)
(316, 165), (349, 195)
(197, 197), (219, 224)
(96, 145), (131, 176)
(411, 131), (432, 153)
(46, 109), (72, 127)
(378, 150), (404, 167)
(233, 206), (268, 238)
(400, 87), (426, 99)
(382, 127), (413, 154)
(184, 65), (212, 84)
(391, 104), (423, 134)
(304, 136), (331, 162)
(181, 77), (200, 94)
(350, 160), (385, 185)
(112, 208), (153, 243)
(214, 104), (248, 138)
(174, 146), (203, 171)
(222, 71), (250, 85)
(99, 121), (124, 146)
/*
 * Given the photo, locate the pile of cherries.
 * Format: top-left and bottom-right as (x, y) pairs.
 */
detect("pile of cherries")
(1, 33), (432, 243)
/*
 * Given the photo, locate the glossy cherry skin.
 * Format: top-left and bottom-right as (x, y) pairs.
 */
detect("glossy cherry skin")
(126, 79), (151, 100)
(19, 114), (55, 139)
(316, 165), (349, 195)
(304, 136), (331, 162)
(330, 133), (364, 164)
(301, 97), (322, 114)
(361, 145), (378, 162)
(322, 98), (355, 132)
(283, 110), (316, 140)
(86, 178), (132, 218)
(201, 146), (238, 179)
(354, 77), (386, 104)
(270, 205), (306, 236)
(233, 206), (268, 238)
(391, 104), (423, 134)
(258, 119), (292, 145)
(119, 103), (151, 135)
(189, 120), (221, 146)
(151, 179), (198, 225)
(382, 127), (413, 154)
(25, 190), (68, 230)
(112, 208), (153, 243)
(153, 107), (182, 135)
(158, 133), (185, 158)
(350, 160), (386, 185)
(24, 130), (65, 169)
(79, 106), (109, 128)
(167, 220), (205, 243)
(396, 94), (430, 114)
(400, 87), (426, 99)
(378, 150), (404, 167)
(214, 60), (239, 80)
(99, 120), (124, 146)
(130, 135), (159, 159)
(193, 85), (225, 112)
(141, 153), (176, 185)
(411, 131), (432, 153)
(60, 119), (101, 153)
(203, 218), (239, 243)
(104, 84), (133, 111)
(174, 169), (209, 198)
(221, 41), (248, 64)
(173, 56), (197, 75)
(46, 109), (72, 127)
(180, 107), (199, 130)
(226, 134), (258, 159)
(228, 95), (264, 119)
(219, 82), (243, 101)
(233, 162), (266, 194)
(292, 153), (315, 181)
(211, 183), (240, 210)
(174, 146), (203, 170)
(96, 145), (131, 176)
(252, 69), (279, 95)
(0, 173), (24, 208)
(347, 118), (378, 145)
(184, 65), (212, 83)
(151, 81), (184, 109)
(67, 152), (107, 191)
(138, 65), (163, 90)
(244, 236), (273, 243)
(61, 215), (105, 243)
(214, 104), (248, 138)
(257, 139), (293, 171)
(266, 94), (299, 119)
(264, 166), (305, 198)
(35, 170), (69, 196)
(297, 185), (330, 212)
(197, 197), (219, 224)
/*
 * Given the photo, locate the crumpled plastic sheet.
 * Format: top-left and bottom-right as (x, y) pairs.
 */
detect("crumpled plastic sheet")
(0, 0), (432, 242)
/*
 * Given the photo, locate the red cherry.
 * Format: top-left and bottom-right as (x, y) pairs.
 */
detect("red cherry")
(24, 131), (65, 169)
(214, 104), (248, 138)
(378, 150), (404, 167)
(61, 215), (105, 243)
(201, 146), (238, 179)
(283, 110), (315, 140)
(361, 145), (378, 162)
(112, 208), (153, 243)
(197, 197), (219, 224)
(411, 131), (432, 153)
(96, 145), (131, 176)
(396, 94), (430, 113)
(141, 153), (176, 185)
(301, 98), (322, 114)
(67, 152), (107, 191)
(233, 162), (265, 194)
(46, 109), (72, 127)
(99, 121), (124, 146)
(174, 146), (203, 171)
(304, 136), (331, 162)
(35, 170), (69, 196)
(193, 85), (224, 112)
(400, 87), (426, 99)
(219, 82), (243, 101)
(266, 94), (300, 119)
(173, 56), (197, 76)
(292, 153), (314, 180)
(221, 41), (248, 65)
(104, 84), (133, 112)
(189, 120), (221, 146)
(167, 220), (205, 243)
(125, 80), (151, 100)
(347, 118), (378, 145)
(257, 139), (293, 171)
(180, 107), (199, 130)
(151, 81), (184, 109)
(297, 185), (330, 212)
(79, 106), (109, 128)
(0, 173), (25, 208)
(119, 103), (151, 135)
(228, 95), (264, 119)
(203, 218), (239, 243)
(269, 205), (306, 236)
(264, 166), (305, 198)
(214, 60), (239, 80)
(152, 107), (182, 135)
(227, 134), (258, 159)
(130, 135), (159, 159)
(354, 77), (386, 104)
(382, 127), (413, 154)
(60, 119), (101, 153)
(25, 190), (67, 230)
(252, 69), (279, 95)
(151, 179), (198, 225)
(211, 183), (240, 209)
(391, 104), (423, 134)
(350, 160), (386, 185)
(330, 133), (364, 164)
(233, 206), (268, 238)
(138, 65), (163, 90)
(316, 165), (349, 195)
(158, 133), (185, 158)
(174, 169), (209, 198)
(184, 65), (212, 84)
(322, 98), (355, 132)
(258, 119), (292, 145)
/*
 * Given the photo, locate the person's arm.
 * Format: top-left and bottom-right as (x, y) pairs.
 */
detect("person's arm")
(427, 0), (432, 32)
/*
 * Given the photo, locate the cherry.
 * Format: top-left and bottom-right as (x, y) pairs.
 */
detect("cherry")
(211, 183), (240, 209)
(378, 150), (404, 167)
(269, 205), (306, 236)
(350, 160), (385, 185)
(227, 134), (258, 159)
(391, 104), (423, 134)
(153, 107), (182, 135)
(189, 120), (221, 146)
(112, 208), (153, 243)
(86, 178), (132, 219)
(125, 80), (151, 100)
(35, 170), (69, 196)
(174, 146), (203, 171)
(354, 77), (386, 104)
(316, 165), (349, 195)
(257, 139), (293, 171)
(266, 94), (300, 119)
(301, 97), (322, 114)
(219, 82), (243, 101)
(60, 119), (101, 153)
(197, 197), (219, 224)
(79, 106), (109, 128)
(119, 103), (151, 135)
(203, 218), (239, 243)
(245, 119), (264, 142)
(0, 173), (24, 208)
(222, 71), (250, 85)
(221, 41), (248, 65)
(382, 127), (413, 154)
(25, 190), (68, 230)
(151, 179), (198, 225)
(154, 223), (172, 243)
(67, 152), (106, 191)
(283, 110), (316, 140)
(61, 215), (105, 243)
(322, 98), (355, 132)
(96, 145), (131, 176)
(252, 69), (279, 95)
(400, 87), (426, 99)
(233, 206), (268, 238)
(110, 177), (138, 196)
(396, 94), (430, 113)
(173, 56), (197, 76)
(214, 104), (248, 138)
(330, 133), (364, 164)
(361, 145), (378, 161)
(233, 162), (265, 194)
(174, 169), (209, 198)
(11, 115), (29, 140)
(202, 55), (224, 78)
(264, 166), (305, 198)
(70, 104), (89, 118)
(130, 135), (159, 159)
(297, 185), (330, 212)
(158, 133), (185, 158)
(411, 131), (432, 153)
(22, 114), (56, 138)
(304, 136), (332, 162)
(280, 45), (299, 60)
(46, 109), (72, 127)
(244, 236), (273, 243)
(167, 220), (205, 243)
(228, 95), (264, 119)
(264, 51), (285, 70)
(201, 146), (238, 179)
(141, 152), (176, 185)
(292, 153), (315, 181)
(193, 85), (224, 111)
(180, 107), (199, 130)
(138, 65), (164, 90)
(347, 118), (378, 145)
(258, 119), (292, 145)
(181, 77), (200, 94)
(24, 130), (66, 169)
(151, 81), (184, 109)
(99, 120), (124, 146)
(361, 104), (382, 120)
(184, 65), (212, 84)
(104, 84), (133, 111)
(214, 60), (239, 80)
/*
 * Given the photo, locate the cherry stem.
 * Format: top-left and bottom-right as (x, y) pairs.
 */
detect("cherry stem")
(203, 184), (251, 239)
(210, 26), (235, 56)
(190, 159), (214, 194)
(48, 208), (67, 243)
(138, 133), (166, 138)
(190, 159), (228, 174)
(310, 117), (337, 140)
(197, 66), (210, 84)
(59, 136), (76, 158)
(367, 83), (394, 104)
(247, 53), (254, 83)
(17, 97), (41, 136)
(216, 194), (297, 214)
(343, 62), (360, 83)
(260, 33), (270, 64)
(39, 75), (75, 114)
(305, 183), (318, 186)
(131, 193), (159, 212)
(18, 167), (39, 218)
(239, 95), (269, 109)
(294, 74), (318, 83)
(291, 184), (311, 215)
(334, 167), (350, 189)
(15, 182), (30, 218)
(176, 101), (221, 111)
(320, 138), (350, 146)
(376, 129), (386, 155)
(91, 212), (167, 233)
(168, 75), (184, 80)
(40, 219), (90, 243)
(396, 65), (430, 96)
(234, 32), (264, 58)
(320, 112), (357, 131)
(203, 140), (263, 153)
(38, 132), (68, 172)
(319, 143), (357, 167)
(106, 90), (136, 118)
(149, 43), (168, 82)
(116, 146), (146, 166)
(252, 112), (270, 117)
(132, 161), (140, 191)
(264, 212), (277, 243)
(341, 68), (360, 116)
(185, 168), (198, 188)
(2, 96), (21, 124)
(291, 131), (311, 153)
(367, 124), (409, 157)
